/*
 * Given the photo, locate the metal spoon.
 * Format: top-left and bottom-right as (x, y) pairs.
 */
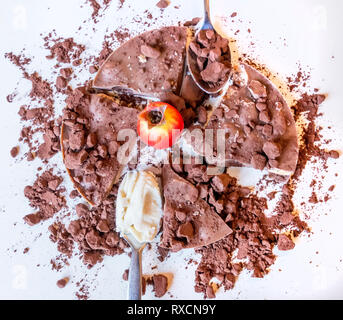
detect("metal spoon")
(116, 170), (163, 300)
(124, 234), (145, 300)
(186, 0), (232, 95)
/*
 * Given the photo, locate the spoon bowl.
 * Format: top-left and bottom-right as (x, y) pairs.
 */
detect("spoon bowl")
(186, 0), (232, 95)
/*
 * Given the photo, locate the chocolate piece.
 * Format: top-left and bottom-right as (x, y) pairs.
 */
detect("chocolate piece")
(122, 269), (129, 281)
(156, 0), (169, 9)
(106, 232), (120, 247)
(201, 62), (227, 83)
(140, 44), (161, 59)
(248, 80), (267, 100)
(211, 174), (233, 193)
(184, 163), (210, 183)
(94, 27), (187, 98)
(97, 220), (110, 233)
(23, 213), (42, 226)
(251, 153), (267, 170)
(75, 203), (89, 217)
(163, 166), (199, 204)
(10, 146), (19, 158)
(263, 141), (281, 159)
(177, 221), (194, 241)
(64, 150), (88, 169)
(56, 277), (69, 288)
(86, 132), (97, 148)
(69, 190), (80, 199)
(89, 65), (98, 74)
(277, 234), (295, 251)
(56, 76), (68, 89)
(184, 17), (201, 27)
(259, 110), (271, 123)
(197, 106), (207, 124)
(278, 212), (294, 226)
(160, 164), (232, 251)
(67, 220), (81, 237)
(329, 150), (339, 159)
(61, 89), (139, 206)
(152, 274), (168, 297)
(60, 67), (73, 78)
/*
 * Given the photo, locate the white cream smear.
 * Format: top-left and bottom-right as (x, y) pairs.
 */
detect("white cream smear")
(116, 170), (162, 244)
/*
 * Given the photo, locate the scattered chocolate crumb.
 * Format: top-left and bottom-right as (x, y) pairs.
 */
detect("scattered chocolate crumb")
(60, 67), (73, 78)
(56, 76), (68, 90)
(157, 246), (170, 262)
(10, 146), (19, 158)
(25, 72), (53, 101)
(328, 185), (335, 192)
(69, 190), (80, 199)
(45, 37), (85, 64)
(4, 52), (31, 72)
(57, 277), (69, 288)
(7, 92), (17, 103)
(89, 65), (98, 74)
(184, 17), (201, 27)
(156, 0), (170, 9)
(122, 269), (129, 281)
(277, 234), (295, 251)
(87, 0), (101, 23)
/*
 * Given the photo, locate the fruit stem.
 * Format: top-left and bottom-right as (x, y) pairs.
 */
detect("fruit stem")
(147, 105), (167, 125)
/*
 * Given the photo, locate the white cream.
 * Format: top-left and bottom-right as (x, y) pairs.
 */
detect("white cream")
(116, 170), (162, 244)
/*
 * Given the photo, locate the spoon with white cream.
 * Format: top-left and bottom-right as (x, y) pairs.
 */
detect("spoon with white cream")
(116, 170), (163, 300)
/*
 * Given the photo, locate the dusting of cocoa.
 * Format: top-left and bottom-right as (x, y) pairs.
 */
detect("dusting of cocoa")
(23, 169), (66, 226)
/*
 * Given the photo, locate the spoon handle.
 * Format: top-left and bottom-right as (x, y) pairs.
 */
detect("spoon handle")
(203, 0), (213, 29)
(128, 248), (142, 300)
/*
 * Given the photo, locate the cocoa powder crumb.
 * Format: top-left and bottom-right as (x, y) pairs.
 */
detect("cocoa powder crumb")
(10, 146), (19, 158)
(45, 37), (85, 64)
(277, 234), (295, 251)
(69, 190), (81, 199)
(57, 277), (69, 288)
(156, 0), (170, 9)
(23, 169), (66, 224)
(122, 269), (129, 281)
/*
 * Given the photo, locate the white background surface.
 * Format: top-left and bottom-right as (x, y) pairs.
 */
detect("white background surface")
(0, 0), (342, 300)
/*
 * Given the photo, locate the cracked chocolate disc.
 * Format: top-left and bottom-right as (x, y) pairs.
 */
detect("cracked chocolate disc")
(61, 88), (139, 206)
(93, 26), (189, 99)
(186, 63), (299, 176)
(160, 164), (232, 251)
